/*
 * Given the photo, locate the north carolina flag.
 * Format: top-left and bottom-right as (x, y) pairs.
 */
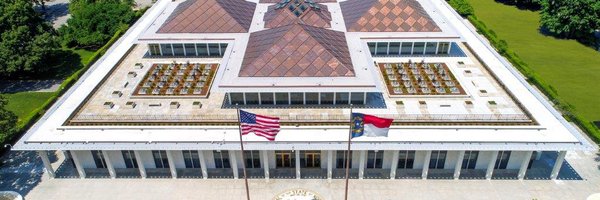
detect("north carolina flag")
(351, 113), (393, 138)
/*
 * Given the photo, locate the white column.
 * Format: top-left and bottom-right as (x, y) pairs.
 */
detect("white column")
(70, 150), (86, 179)
(550, 151), (567, 180)
(295, 150), (301, 179)
(518, 151), (534, 180)
(166, 150), (177, 179)
(358, 150), (366, 179)
(454, 151), (465, 180)
(327, 150), (333, 180)
(421, 151), (431, 180)
(133, 151), (146, 178)
(229, 150), (239, 179)
(37, 150), (55, 178)
(102, 150), (116, 179)
(198, 150), (208, 179)
(389, 151), (400, 179)
(486, 151), (499, 180)
(262, 150), (270, 180)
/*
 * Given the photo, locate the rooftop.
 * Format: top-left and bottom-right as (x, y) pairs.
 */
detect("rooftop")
(239, 22), (354, 77)
(11, 0), (596, 152)
(158, 0), (256, 33)
(264, 0), (332, 28)
(341, 0), (441, 32)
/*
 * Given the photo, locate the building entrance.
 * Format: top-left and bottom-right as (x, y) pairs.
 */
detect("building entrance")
(276, 151), (295, 168)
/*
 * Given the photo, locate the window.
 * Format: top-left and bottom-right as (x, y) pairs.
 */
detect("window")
(245, 93), (259, 105)
(301, 151), (321, 168)
(335, 92), (349, 104)
(366, 150), (383, 169)
(244, 150), (261, 168)
(183, 150), (201, 168)
(320, 93), (334, 105)
(184, 43), (197, 56)
(350, 92), (364, 105)
(494, 151), (511, 169)
(160, 44), (173, 56)
(305, 93), (319, 105)
(91, 150), (107, 168)
(230, 93), (244, 105)
(290, 93), (304, 104)
(398, 151), (415, 169)
(152, 150), (169, 168)
(437, 42), (450, 54)
(219, 43), (228, 55)
(275, 150), (295, 168)
(389, 42), (400, 55)
(368, 42), (376, 56)
(148, 44), (161, 56)
(429, 151), (447, 169)
(376, 42), (388, 55)
(462, 151), (479, 169)
(528, 152), (536, 169)
(275, 93), (289, 105)
(336, 150), (352, 169)
(400, 42), (412, 55)
(413, 42), (425, 54)
(260, 93), (274, 105)
(172, 43), (184, 56)
(208, 44), (220, 56)
(197, 44), (209, 56)
(122, 150), (138, 168)
(425, 42), (437, 54)
(214, 150), (231, 168)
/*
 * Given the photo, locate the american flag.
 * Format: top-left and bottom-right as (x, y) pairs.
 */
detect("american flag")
(240, 110), (280, 141)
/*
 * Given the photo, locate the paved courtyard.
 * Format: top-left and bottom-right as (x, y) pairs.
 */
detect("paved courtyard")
(0, 150), (594, 200)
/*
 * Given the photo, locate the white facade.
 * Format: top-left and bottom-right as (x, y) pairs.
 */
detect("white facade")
(19, 0), (597, 182)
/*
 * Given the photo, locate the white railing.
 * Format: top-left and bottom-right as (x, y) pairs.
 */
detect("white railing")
(71, 113), (531, 123)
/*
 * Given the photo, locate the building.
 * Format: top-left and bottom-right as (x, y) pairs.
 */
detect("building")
(13, 0), (596, 181)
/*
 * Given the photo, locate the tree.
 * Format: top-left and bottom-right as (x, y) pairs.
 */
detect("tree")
(448, 0), (474, 17)
(0, 0), (59, 78)
(0, 96), (17, 146)
(59, 0), (134, 49)
(540, 0), (600, 41)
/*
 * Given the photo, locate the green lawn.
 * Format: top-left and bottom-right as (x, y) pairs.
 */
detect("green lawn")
(1, 48), (94, 125)
(2, 92), (55, 124)
(467, 0), (600, 121)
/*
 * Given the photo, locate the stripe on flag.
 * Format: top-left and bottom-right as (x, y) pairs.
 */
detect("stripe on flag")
(240, 110), (280, 141)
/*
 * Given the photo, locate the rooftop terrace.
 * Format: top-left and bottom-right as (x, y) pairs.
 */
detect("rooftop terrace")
(66, 42), (532, 126)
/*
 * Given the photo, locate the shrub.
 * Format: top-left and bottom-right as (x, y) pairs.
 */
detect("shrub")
(448, 0), (474, 16)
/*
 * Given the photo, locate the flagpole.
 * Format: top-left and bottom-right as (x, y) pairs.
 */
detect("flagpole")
(236, 104), (251, 200)
(344, 104), (353, 200)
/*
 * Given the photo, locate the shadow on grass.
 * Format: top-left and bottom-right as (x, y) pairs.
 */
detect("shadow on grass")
(494, 0), (541, 11)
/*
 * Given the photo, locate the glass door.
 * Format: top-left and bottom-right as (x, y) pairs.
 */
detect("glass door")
(303, 151), (321, 168)
(275, 151), (295, 168)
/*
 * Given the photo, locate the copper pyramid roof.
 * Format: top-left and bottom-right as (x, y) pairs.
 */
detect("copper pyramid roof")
(264, 0), (332, 28)
(240, 23), (354, 77)
(158, 0), (256, 33)
(340, 0), (441, 32)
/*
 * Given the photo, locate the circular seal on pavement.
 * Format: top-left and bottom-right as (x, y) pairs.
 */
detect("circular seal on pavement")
(273, 188), (324, 200)
(587, 193), (600, 200)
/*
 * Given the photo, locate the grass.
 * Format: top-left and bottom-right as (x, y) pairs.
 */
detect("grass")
(2, 92), (55, 124)
(466, 0), (600, 121)
(1, 47), (93, 125)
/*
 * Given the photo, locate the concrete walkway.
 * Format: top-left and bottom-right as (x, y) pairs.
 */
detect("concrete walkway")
(14, 150), (600, 200)
(0, 80), (63, 93)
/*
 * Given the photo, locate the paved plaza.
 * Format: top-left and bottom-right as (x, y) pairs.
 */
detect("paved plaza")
(0, 150), (594, 200)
